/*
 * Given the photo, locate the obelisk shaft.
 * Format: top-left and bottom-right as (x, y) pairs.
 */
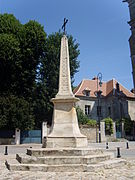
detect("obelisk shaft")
(56, 35), (73, 98)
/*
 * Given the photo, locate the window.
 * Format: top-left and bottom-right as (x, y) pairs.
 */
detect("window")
(85, 105), (91, 116)
(85, 91), (90, 97)
(97, 106), (102, 116)
(83, 88), (91, 97)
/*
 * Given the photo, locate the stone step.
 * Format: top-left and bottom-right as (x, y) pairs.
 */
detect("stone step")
(5, 158), (126, 172)
(27, 148), (104, 157)
(16, 152), (114, 165)
(87, 159), (127, 171)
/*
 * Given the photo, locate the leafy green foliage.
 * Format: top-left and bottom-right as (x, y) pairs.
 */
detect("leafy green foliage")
(76, 106), (96, 127)
(21, 20), (46, 98)
(0, 14), (46, 129)
(86, 119), (97, 127)
(122, 118), (133, 136)
(0, 13), (22, 35)
(0, 96), (34, 130)
(0, 14), (47, 98)
(76, 106), (89, 125)
(33, 82), (49, 128)
(0, 34), (21, 94)
(104, 117), (113, 135)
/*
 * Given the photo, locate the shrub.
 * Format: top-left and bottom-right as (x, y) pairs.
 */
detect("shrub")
(76, 106), (97, 127)
(122, 118), (133, 136)
(104, 117), (113, 135)
(86, 119), (97, 127)
(76, 106), (88, 125)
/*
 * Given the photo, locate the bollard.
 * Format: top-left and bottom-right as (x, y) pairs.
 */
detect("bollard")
(117, 147), (121, 158)
(106, 142), (109, 149)
(126, 142), (129, 149)
(4, 146), (8, 155)
(42, 137), (47, 148)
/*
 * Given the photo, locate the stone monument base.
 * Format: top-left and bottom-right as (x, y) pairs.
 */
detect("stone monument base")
(44, 137), (87, 148)
(44, 97), (88, 148)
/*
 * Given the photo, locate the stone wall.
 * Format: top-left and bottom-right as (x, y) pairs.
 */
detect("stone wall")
(79, 125), (97, 142)
(128, 100), (135, 120)
(0, 138), (15, 145)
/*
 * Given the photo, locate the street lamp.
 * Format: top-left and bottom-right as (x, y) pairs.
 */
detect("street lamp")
(116, 82), (124, 138)
(97, 72), (102, 143)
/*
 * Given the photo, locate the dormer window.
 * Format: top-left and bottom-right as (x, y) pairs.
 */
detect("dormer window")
(83, 88), (91, 97)
(85, 91), (90, 97)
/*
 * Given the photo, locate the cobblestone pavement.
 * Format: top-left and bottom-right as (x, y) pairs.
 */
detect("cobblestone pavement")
(0, 143), (135, 180)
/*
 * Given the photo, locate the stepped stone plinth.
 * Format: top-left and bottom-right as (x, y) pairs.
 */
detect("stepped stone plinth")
(5, 147), (126, 172)
(26, 147), (104, 157)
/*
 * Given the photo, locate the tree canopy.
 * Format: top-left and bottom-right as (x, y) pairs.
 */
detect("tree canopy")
(0, 13), (80, 129)
(0, 14), (47, 98)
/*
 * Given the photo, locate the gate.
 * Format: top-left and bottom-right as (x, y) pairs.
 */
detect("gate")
(20, 130), (41, 144)
(116, 123), (122, 138)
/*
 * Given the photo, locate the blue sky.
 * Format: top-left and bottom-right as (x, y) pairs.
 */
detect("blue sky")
(0, 0), (133, 90)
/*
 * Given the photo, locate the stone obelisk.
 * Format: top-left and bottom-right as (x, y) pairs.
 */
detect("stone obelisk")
(46, 35), (87, 148)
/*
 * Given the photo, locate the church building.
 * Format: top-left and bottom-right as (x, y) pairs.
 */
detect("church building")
(124, 0), (135, 89)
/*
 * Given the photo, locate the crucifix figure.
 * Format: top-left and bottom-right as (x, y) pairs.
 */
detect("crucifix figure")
(62, 18), (68, 34)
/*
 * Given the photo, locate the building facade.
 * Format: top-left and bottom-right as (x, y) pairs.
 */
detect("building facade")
(73, 77), (135, 121)
(124, 0), (135, 89)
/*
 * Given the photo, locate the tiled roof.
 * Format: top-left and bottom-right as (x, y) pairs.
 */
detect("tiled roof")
(73, 78), (135, 98)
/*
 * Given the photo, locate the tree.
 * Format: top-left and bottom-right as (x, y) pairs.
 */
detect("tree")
(35, 32), (80, 125)
(20, 20), (46, 99)
(0, 14), (46, 129)
(104, 117), (113, 135)
(0, 33), (21, 95)
(0, 13), (22, 35)
(0, 95), (34, 130)
(0, 14), (47, 98)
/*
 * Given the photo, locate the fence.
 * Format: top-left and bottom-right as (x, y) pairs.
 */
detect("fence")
(20, 130), (41, 144)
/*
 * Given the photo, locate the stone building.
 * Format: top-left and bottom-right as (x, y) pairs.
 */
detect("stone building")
(124, 0), (135, 89)
(73, 77), (135, 121)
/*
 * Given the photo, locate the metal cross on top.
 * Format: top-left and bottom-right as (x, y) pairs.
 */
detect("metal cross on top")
(62, 18), (68, 34)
